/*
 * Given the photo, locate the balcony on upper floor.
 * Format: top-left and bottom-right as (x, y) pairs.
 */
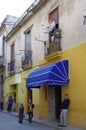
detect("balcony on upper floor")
(21, 50), (32, 69)
(0, 56), (5, 68)
(44, 29), (61, 56)
(8, 60), (15, 75)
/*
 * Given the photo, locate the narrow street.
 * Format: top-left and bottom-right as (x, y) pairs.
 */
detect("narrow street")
(0, 112), (58, 130)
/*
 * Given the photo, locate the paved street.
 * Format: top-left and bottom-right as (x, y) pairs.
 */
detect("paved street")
(0, 112), (57, 130)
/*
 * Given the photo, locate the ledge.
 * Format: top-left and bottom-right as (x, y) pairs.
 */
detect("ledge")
(44, 51), (62, 61)
(39, 51), (62, 67)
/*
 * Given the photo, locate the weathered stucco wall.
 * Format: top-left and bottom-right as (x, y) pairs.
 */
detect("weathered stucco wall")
(4, 0), (86, 129)
(5, 0), (59, 74)
(6, 0), (86, 73)
(60, 0), (86, 50)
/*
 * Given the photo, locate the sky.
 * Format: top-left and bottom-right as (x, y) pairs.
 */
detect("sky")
(0, 0), (35, 24)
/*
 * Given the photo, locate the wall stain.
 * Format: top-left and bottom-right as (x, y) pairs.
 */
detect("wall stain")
(60, 0), (77, 17)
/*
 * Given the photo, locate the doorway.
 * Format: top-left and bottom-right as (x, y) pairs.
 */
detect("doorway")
(27, 88), (32, 103)
(55, 86), (61, 120)
(48, 85), (61, 120)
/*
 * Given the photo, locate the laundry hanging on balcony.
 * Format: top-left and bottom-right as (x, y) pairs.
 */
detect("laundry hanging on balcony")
(41, 20), (56, 33)
(26, 60), (70, 88)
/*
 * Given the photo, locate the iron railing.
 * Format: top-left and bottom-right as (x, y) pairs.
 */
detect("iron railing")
(21, 50), (32, 69)
(0, 56), (5, 67)
(44, 29), (61, 55)
(8, 60), (15, 73)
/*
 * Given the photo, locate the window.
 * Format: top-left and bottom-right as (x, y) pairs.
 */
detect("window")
(8, 43), (15, 72)
(21, 30), (32, 69)
(46, 7), (61, 54)
(11, 43), (15, 61)
(49, 8), (59, 29)
(25, 31), (31, 51)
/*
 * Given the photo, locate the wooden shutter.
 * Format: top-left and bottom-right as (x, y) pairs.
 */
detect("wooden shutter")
(49, 8), (59, 23)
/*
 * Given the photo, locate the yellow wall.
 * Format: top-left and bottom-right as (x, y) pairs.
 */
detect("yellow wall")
(33, 89), (40, 105)
(33, 89), (40, 118)
(4, 42), (86, 129)
(4, 67), (37, 112)
(39, 87), (48, 119)
(33, 85), (48, 119)
(4, 67), (48, 118)
(62, 42), (86, 129)
(4, 74), (27, 112)
(39, 42), (86, 129)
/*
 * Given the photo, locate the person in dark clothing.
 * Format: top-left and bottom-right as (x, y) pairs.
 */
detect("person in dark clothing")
(58, 93), (70, 127)
(0, 97), (4, 111)
(0, 102), (3, 111)
(18, 104), (24, 123)
(27, 102), (34, 124)
(7, 96), (13, 112)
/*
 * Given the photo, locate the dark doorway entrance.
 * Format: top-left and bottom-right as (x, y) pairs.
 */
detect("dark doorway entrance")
(27, 88), (32, 103)
(55, 86), (61, 120)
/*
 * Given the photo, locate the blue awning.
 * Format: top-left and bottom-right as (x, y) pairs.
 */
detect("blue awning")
(26, 60), (69, 88)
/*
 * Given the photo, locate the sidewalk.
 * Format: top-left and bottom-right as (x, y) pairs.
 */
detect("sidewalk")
(2, 110), (83, 130)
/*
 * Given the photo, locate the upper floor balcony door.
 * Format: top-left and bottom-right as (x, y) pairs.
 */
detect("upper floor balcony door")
(25, 30), (31, 51)
(44, 7), (61, 55)
(0, 36), (5, 68)
(21, 30), (32, 69)
(8, 43), (15, 74)
(11, 43), (15, 63)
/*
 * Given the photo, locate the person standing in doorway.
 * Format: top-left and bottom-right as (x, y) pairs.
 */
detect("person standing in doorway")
(58, 93), (70, 127)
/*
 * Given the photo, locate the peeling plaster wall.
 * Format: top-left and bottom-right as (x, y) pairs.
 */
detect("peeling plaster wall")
(59, 0), (86, 50)
(6, 0), (86, 74)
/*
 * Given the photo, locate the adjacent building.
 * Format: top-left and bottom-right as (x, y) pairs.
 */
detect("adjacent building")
(0, 15), (18, 99)
(3, 0), (86, 129)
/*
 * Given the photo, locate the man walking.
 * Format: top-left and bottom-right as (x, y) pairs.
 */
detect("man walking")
(58, 93), (70, 127)
(7, 96), (13, 112)
(27, 100), (34, 124)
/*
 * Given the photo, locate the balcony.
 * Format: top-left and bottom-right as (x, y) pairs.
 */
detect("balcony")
(0, 56), (5, 68)
(44, 29), (61, 55)
(8, 60), (15, 74)
(21, 50), (32, 69)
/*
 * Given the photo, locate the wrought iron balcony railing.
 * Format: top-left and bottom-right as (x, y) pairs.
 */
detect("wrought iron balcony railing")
(44, 29), (61, 55)
(8, 60), (15, 74)
(21, 50), (32, 69)
(0, 56), (5, 68)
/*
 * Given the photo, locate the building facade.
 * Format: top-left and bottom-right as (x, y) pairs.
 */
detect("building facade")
(4, 0), (86, 129)
(0, 15), (18, 99)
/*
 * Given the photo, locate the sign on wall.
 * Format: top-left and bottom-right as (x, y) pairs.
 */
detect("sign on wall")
(15, 74), (21, 84)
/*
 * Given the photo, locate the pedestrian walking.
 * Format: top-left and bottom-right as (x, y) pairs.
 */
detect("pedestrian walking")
(0, 97), (4, 111)
(18, 104), (24, 123)
(27, 100), (34, 124)
(7, 96), (13, 112)
(58, 93), (70, 127)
